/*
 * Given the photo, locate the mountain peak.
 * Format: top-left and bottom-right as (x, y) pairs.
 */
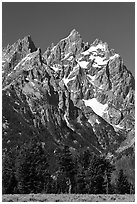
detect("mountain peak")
(68, 28), (81, 41)
(69, 28), (80, 36)
(58, 29), (82, 44)
(21, 35), (37, 52)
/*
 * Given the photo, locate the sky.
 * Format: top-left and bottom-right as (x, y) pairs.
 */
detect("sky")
(2, 2), (135, 76)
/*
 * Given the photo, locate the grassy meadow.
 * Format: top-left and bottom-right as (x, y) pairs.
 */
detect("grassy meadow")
(2, 194), (135, 202)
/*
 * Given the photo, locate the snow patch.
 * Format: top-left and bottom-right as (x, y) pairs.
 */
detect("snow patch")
(90, 55), (108, 68)
(82, 42), (107, 55)
(92, 62), (99, 68)
(62, 76), (75, 87)
(87, 74), (96, 81)
(109, 53), (119, 61)
(113, 124), (124, 130)
(82, 50), (90, 55)
(87, 74), (96, 86)
(81, 42), (120, 69)
(78, 60), (89, 68)
(64, 113), (75, 131)
(51, 66), (60, 72)
(89, 55), (95, 61)
(13, 53), (34, 71)
(88, 119), (93, 126)
(88, 43), (107, 53)
(83, 98), (108, 117)
(96, 119), (100, 124)
(95, 56), (108, 66)
(62, 53), (70, 60)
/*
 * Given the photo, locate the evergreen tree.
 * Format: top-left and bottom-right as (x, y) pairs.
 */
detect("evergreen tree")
(80, 149), (91, 169)
(58, 145), (77, 193)
(117, 169), (131, 194)
(82, 154), (102, 194)
(76, 168), (87, 194)
(53, 169), (68, 194)
(75, 149), (91, 194)
(85, 154), (115, 194)
(2, 148), (18, 194)
(15, 138), (51, 193)
(102, 158), (115, 194)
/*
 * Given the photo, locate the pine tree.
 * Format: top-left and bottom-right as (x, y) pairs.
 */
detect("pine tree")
(2, 148), (17, 194)
(58, 145), (77, 193)
(117, 169), (130, 194)
(85, 154), (115, 194)
(15, 138), (51, 193)
(84, 154), (103, 194)
(81, 149), (91, 169)
(75, 149), (91, 194)
(102, 158), (115, 194)
(76, 168), (87, 194)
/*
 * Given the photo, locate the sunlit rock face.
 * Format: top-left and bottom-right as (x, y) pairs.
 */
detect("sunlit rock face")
(2, 29), (134, 157)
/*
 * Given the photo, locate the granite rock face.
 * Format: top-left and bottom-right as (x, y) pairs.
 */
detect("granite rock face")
(2, 30), (135, 158)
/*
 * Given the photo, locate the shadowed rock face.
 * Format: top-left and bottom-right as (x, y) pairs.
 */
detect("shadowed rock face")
(2, 30), (135, 158)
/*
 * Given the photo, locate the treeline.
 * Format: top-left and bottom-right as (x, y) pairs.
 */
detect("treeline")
(2, 138), (135, 194)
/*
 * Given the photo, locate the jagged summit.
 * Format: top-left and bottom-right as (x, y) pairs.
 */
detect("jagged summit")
(68, 28), (81, 39)
(59, 29), (81, 41)
(70, 28), (79, 34)
(3, 35), (37, 53)
(2, 30), (135, 159)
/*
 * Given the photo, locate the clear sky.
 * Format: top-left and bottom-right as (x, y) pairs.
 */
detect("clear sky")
(2, 2), (135, 76)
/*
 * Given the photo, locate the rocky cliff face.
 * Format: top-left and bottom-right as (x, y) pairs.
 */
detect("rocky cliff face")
(2, 29), (135, 158)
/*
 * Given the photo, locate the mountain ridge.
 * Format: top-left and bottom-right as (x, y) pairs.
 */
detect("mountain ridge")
(2, 29), (135, 159)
